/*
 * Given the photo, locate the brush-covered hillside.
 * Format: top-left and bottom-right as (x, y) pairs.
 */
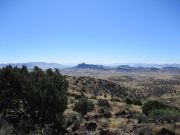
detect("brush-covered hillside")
(0, 66), (180, 135)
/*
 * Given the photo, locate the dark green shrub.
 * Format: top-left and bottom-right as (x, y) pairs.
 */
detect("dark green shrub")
(97, 99), (110, 107)
(149, 108), (180, 123)
(142, 100), (167, 115)
(125, 98), (132, 104)
(133, 100), (142, 106)
(142, 100), (180, 123)
(125, 98), (142, 106)
(0, 66), (68, 133)
(73, 97), (94, 116)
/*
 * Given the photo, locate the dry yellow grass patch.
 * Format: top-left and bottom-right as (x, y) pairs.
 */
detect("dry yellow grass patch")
(109, 118), (129, 129)
(129, 105), (142, 113)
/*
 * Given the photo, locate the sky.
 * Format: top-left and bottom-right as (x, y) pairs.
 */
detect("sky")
(0, 0), (180, 64)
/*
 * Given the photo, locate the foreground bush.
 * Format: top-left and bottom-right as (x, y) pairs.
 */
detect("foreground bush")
(142, 100), (180, 123)
(142, 100), (169, 115)
(0, 66), (68, 133)
(149, 108), (180, 123)
(73, 97), (94, 116)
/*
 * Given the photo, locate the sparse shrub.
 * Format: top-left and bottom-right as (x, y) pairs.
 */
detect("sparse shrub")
(73, 97), (94, 116)
(97, 99), (110, 107)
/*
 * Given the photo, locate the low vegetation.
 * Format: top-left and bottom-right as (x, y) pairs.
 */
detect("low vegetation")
(0, 66), (180, 134)
(142, 100), (180, 123)
(125, 98), (142, 106)
(73, 97), (94, 116)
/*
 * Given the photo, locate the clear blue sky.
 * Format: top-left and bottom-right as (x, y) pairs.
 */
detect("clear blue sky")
(0, 0), (180, 64)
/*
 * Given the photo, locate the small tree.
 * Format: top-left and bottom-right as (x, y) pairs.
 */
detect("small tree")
(73, 97), (94, 116)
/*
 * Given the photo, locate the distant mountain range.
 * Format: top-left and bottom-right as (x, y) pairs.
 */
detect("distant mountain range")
(0, 62), (180, 72)
(132, 63), (180, 68)
(73, 63), (180, 72)
(115, 65), (159, 72)
(111, 63), (180, 68)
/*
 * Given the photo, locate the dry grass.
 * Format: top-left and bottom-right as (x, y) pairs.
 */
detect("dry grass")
(109, 118), (129, 129)
(129, 105), (142, 113)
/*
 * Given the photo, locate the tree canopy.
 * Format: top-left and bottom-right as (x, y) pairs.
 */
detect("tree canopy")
(0, 66), (68, 133)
